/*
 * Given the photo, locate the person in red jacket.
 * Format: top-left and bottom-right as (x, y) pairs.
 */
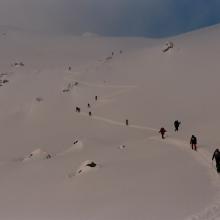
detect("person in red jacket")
(159, 127), (167, 139)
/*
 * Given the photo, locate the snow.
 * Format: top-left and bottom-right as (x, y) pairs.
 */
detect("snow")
(23, 148), (51, 162)
(0, 25), (220, 219)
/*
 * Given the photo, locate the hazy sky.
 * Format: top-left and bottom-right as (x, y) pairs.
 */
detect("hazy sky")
(0, 0), (220, 37)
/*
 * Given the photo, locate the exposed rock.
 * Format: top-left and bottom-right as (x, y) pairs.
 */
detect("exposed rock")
(162, 41), (174, 53)
(35, 97), (43, 102)
(76, 160), (98, 175)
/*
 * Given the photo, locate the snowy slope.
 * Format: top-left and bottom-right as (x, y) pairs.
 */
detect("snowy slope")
(0, 25), (220, 220)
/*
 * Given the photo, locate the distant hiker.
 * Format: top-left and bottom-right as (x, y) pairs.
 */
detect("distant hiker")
(76, 107), (81, 113)
(46, 154), (52, 159)
(3, 79), (8, 84)
(19, 62), (24, 67)
(89, 111), (92, 116)
(88, 103), (91, 108)
(212, 149), (220, 172)
(174, 120), (181, 132)
(112, 52), (114, 56)
(73, 140), (79, 144)
(190, 135), (197, 151)
(159, 127), (167, 139)
(126, 119), (129, 126)
(68, 66), (71, 71)
(95, 96), (98, 101)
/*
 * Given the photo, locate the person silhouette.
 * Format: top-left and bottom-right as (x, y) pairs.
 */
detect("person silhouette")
(190, 135), (197, 151)
(174, 120), (181, 132)
(159, 127), (167, 139)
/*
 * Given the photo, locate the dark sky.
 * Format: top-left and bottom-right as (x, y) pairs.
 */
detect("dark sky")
(0, 0), (220, 37)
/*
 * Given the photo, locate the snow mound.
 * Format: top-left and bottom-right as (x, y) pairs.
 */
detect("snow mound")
(67, 160), (99, 178)
(23, 148), (52, 162)
(62, 82), (79, 93)
(68, 160), (99, 178)
(76, 160), (98, 175)
(162, 41), (174, 52)
(119, 145), (126, 150)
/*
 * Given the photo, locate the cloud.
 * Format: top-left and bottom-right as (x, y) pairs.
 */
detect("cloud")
(0, 0), (220, 37)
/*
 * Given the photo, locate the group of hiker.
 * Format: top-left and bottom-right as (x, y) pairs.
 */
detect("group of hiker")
(159, 121), (197, 149)
(159, 120), (181, 139)
(75, 95), (98, 116)
(158, 120), (220, 173)
(75, 94), (220, 173)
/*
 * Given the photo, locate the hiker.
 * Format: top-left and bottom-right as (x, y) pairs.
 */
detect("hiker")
(95, 96), (98, 101)
(159, 127), (167, 139)
(76, 107), (81, 113)
(88, 103), (91, 108)
(190, 135), (197, 151)
(68, 66), (71, 71)
(89, 112), (92, 116)
(126, 119), (129, 126)
(174, 120), (181, 132)
(212, 149), (220, 172)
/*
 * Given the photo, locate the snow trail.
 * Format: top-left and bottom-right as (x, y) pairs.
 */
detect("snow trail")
(79, 108), (220, 220)
(160, 138), (220, 220)
(76, 111), (157, 132)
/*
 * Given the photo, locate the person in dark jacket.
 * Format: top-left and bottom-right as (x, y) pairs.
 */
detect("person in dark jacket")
(212, 149), (220, 172)
(126, 119), (129, 126)
(190, 135), (197, 151)
(159, 127), (167, 139)
(174, 120), (181, 132)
